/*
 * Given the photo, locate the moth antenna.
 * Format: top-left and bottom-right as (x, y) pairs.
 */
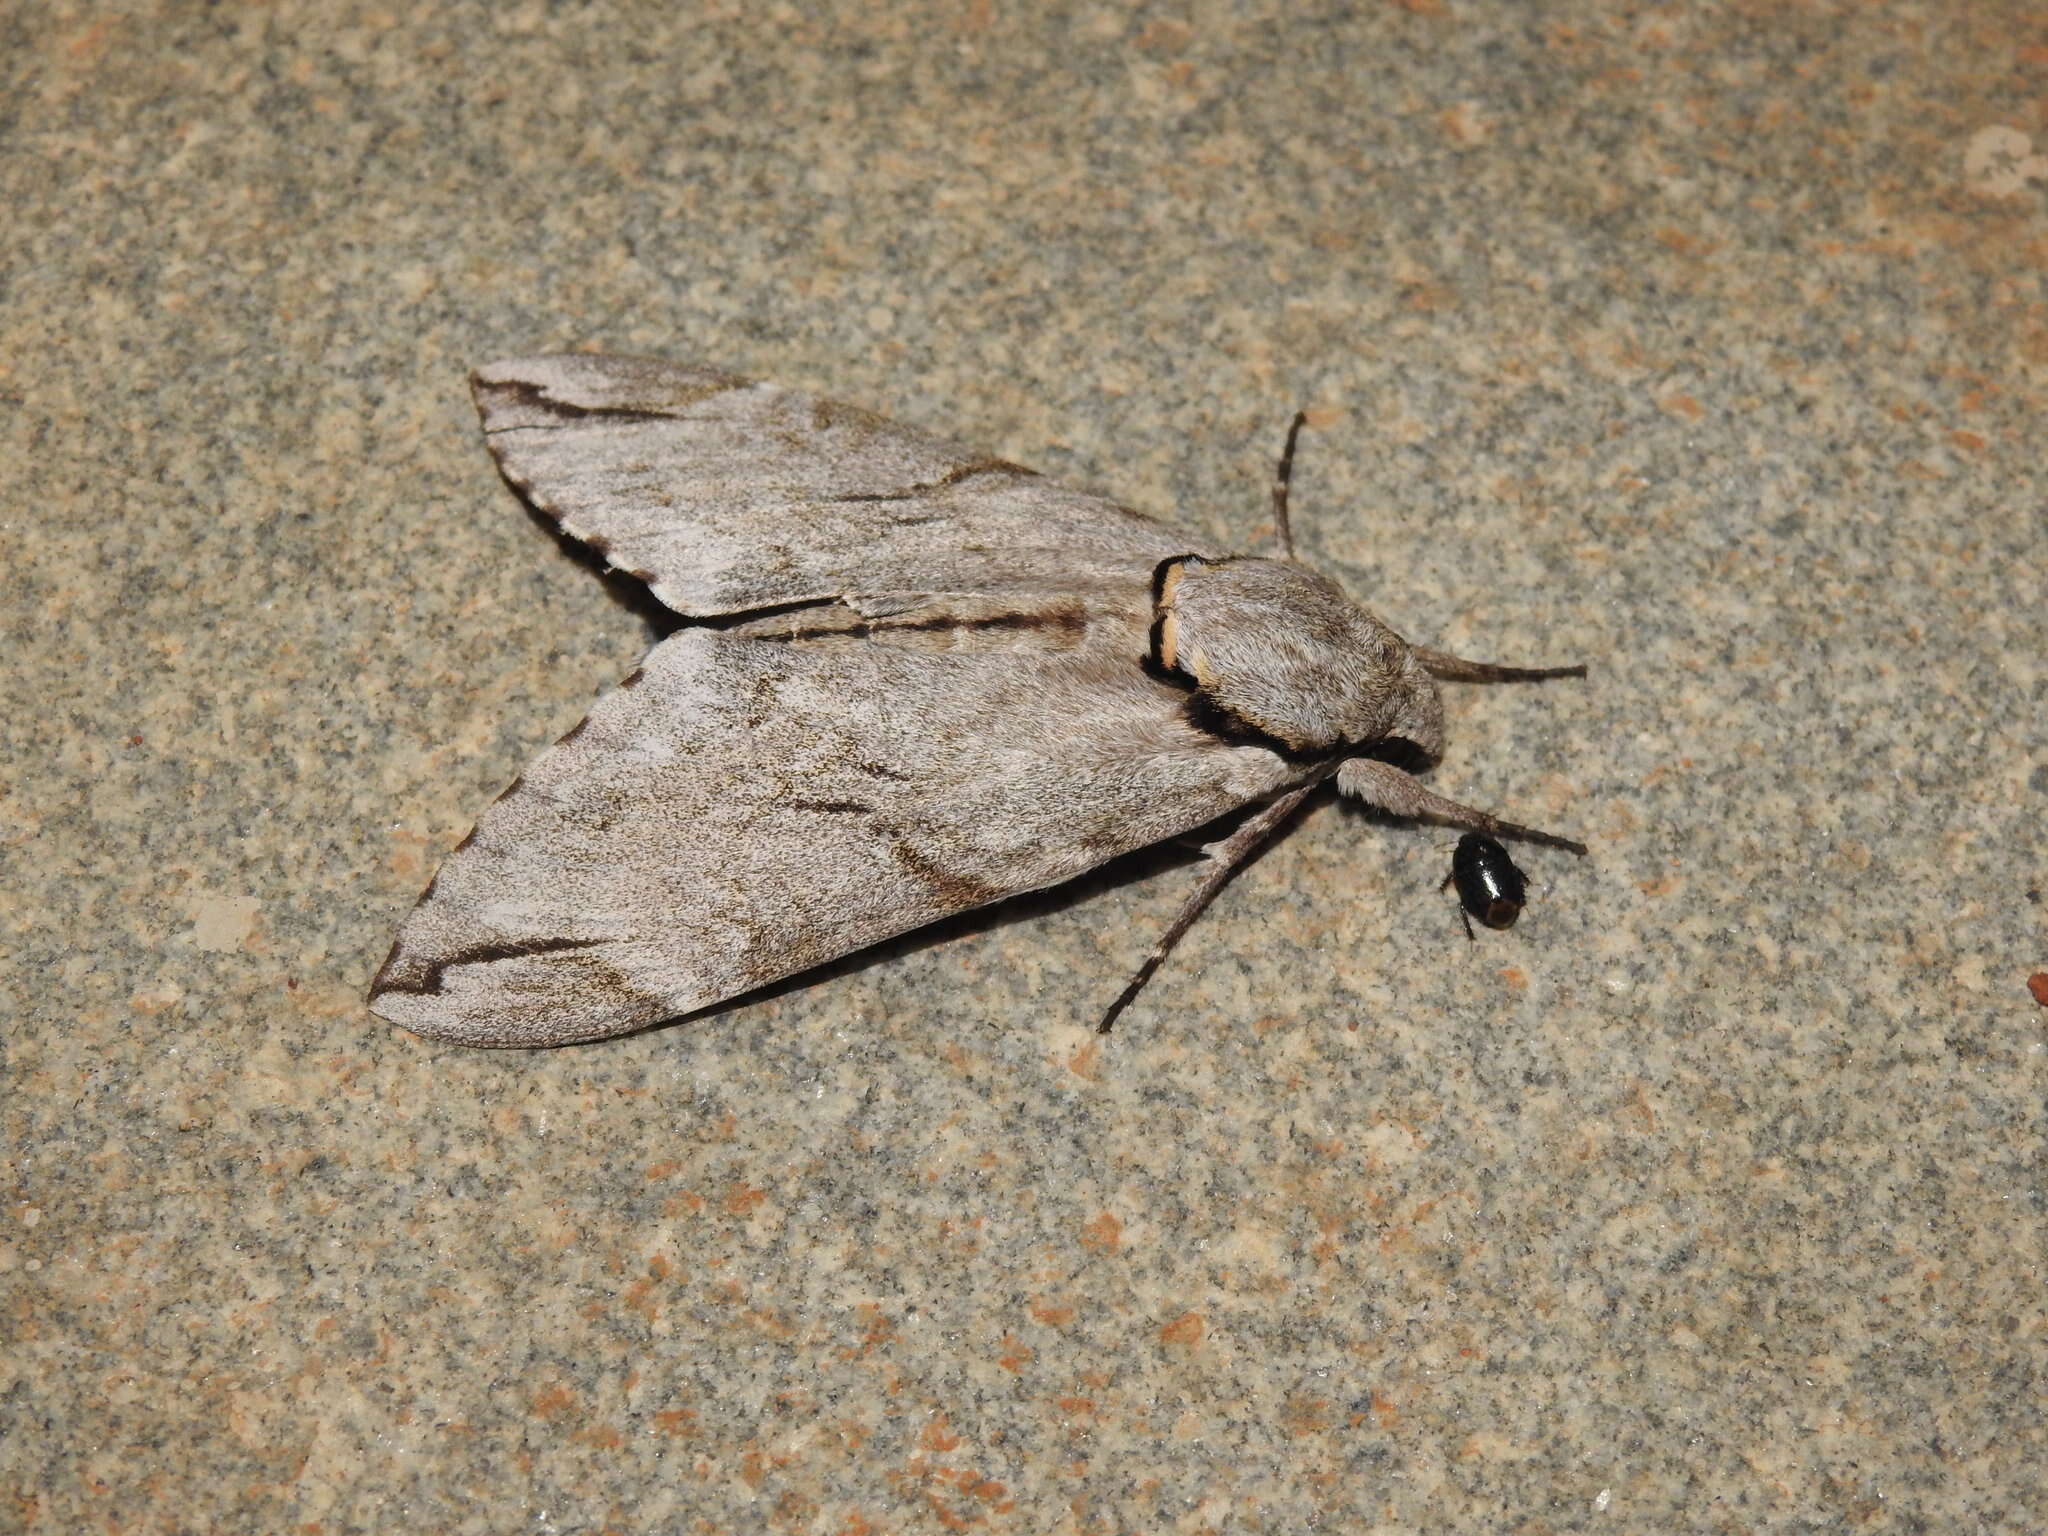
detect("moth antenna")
(1412, 646), (1587, 684)
(1337, 758), (1587, 855)
(1269, 410), (1310, 561)
(1099, 780), (1319, 1034)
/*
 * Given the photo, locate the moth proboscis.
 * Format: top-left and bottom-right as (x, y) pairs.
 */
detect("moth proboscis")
(368, 358), (1587, 1047)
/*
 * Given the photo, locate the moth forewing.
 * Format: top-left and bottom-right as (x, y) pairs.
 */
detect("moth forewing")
(369, 620), (1305, 1048)
(467, 354), (1191, 622)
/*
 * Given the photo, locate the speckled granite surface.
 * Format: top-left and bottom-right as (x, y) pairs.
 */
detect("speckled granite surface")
(4, 3), (2043, 1531)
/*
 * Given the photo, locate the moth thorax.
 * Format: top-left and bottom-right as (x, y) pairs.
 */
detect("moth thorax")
(1150, 554), (1444, 758)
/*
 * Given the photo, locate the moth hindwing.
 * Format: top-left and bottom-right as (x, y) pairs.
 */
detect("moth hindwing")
(369, 355), (1585, 1047)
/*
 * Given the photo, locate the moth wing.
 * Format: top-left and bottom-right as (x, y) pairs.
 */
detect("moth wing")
(471, 354), (1199, 617)
(368, 629), (1300, 1047)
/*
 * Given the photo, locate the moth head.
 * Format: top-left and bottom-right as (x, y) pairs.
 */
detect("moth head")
(1149, 554), (1444, 759)
(1374, 646), (1445, 765)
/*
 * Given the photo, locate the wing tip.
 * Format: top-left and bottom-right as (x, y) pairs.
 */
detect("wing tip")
(365, 930), (687, 1049)
(366, 937), (410, 1004)
(470, 355), (756, 428)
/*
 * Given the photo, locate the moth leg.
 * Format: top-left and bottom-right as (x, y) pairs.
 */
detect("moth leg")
(1413, 647), (1587, 684)
(1098, 781), (1319, 1035)
(1337, 758), (1588, 855)
(1269, 410), (1310, 561)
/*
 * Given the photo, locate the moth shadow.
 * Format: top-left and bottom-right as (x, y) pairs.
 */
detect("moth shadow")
(642, 790), (1331, 1040)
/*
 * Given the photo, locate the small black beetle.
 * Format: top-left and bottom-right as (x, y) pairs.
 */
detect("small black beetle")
(1444, 832), (1527, 940)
